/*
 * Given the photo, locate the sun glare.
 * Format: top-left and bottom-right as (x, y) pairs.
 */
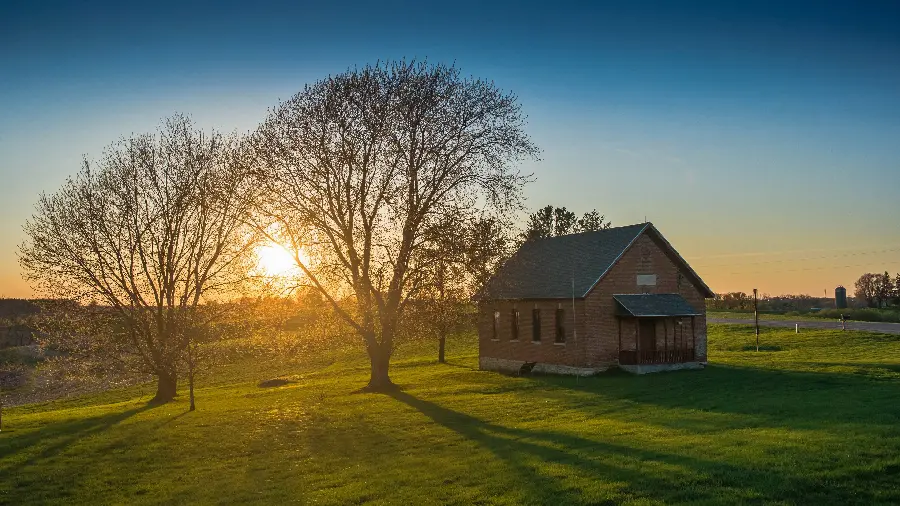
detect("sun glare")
(256, 244), (303, 278)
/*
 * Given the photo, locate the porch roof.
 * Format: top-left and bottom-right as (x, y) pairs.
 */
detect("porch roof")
(614, 294), (702, 317)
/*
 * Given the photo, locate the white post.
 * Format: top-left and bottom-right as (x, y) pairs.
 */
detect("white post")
(795, 323), (799, 334)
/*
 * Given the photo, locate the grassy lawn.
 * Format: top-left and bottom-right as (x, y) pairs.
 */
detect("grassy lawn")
(3, 325), (900, 505)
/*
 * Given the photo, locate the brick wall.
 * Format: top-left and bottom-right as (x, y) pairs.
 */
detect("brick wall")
(478, 298), (588, 367)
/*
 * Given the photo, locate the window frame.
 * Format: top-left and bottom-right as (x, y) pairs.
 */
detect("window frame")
(532, 308), (541, 342)
(511, 309), (520, 341)
(555, 307), (566, 343)
(492, 311), (500, 340)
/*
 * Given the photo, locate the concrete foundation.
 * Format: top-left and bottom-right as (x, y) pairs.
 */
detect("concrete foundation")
(479, 356), (607, 376)
(618, 362), (705, 374)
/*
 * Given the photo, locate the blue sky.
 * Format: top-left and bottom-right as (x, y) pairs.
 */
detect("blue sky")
(2, 0), (899, 297)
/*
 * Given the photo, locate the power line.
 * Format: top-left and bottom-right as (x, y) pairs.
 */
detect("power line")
(689, 243), (900, 261)
(693, 247), (900, 269)
(714, 260), (900, 277)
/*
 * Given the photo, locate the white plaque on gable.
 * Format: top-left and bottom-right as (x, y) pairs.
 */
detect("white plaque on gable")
(636, 274), (657, 286)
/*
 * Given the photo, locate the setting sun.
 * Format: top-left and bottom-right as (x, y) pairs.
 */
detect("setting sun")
(256, 244), (303, 278)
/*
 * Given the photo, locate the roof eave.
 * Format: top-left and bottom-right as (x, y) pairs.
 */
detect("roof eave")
(476, 296), (588, 302)
(616, 313), (703, 317)
(645, 224), (716, 298)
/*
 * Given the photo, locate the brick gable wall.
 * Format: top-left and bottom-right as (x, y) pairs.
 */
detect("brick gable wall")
(583, 232), (708, 365)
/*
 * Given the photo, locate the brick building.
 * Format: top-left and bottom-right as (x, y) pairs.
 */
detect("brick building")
(475, 222), (714, 375)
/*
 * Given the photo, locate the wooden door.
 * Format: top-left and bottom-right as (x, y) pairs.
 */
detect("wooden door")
(639, 319), (656, 352)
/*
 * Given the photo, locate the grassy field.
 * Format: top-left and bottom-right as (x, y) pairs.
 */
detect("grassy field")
(3, 324), (900, 505)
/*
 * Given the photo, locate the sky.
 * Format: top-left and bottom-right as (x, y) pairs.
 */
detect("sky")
(1, 0), (899, 298)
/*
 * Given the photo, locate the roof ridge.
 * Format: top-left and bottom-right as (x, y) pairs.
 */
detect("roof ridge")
(475, 222), (650, 301)
(535, 221), (648, 240)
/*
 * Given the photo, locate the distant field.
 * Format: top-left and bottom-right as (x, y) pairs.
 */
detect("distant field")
(3, 325), (900, 505)
(708, 310), (825, 321)
(709, 309), (900, 323)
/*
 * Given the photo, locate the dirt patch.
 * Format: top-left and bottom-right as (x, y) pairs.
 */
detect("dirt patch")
(258, 378), (297, 388)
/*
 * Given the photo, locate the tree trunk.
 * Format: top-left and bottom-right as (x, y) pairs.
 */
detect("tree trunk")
(152, 369), (178, 404)
(438, 333), (446, 364)
(365, 343), (395, 392)
(187, 347), (196, 411)
(188, 371), (196, 411)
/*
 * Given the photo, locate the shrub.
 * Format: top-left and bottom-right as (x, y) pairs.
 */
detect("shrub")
(816, 309), (842, 319)
(851, 309), (883, 322)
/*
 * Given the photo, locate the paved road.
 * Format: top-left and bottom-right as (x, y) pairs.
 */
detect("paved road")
(709, 317), (900, 335)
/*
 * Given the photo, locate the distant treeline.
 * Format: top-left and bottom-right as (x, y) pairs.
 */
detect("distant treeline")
(706, 293), (840, 312)
(707, 271), (900, 313)
(0, 298), (44, 348)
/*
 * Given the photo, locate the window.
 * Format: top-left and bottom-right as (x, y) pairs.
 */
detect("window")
(511, 310), (520, 340)
(555, 308), (565, 343)
(492, 311), (500, 340)
(637, 274), (656, 294)
(532, 309), (541, 342)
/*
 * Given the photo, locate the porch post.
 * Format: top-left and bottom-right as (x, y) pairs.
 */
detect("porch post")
(617, 318), (622, 358)
(691, 316), (696, 361)
(635, 318), (640, 364)
(663, 318), (668, 362)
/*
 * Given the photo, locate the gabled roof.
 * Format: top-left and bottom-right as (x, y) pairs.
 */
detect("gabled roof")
(475, 222), (714, 301)
(614, 294), (702, 317)
(476, 223), (647, 300)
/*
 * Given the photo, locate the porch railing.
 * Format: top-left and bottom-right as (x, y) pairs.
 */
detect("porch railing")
(618, 348), (695, 365)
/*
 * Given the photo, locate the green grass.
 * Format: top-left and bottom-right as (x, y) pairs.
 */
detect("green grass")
(3, 325), (900, 505)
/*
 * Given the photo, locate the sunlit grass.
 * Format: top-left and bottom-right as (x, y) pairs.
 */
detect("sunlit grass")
(3, 325), (900, 504)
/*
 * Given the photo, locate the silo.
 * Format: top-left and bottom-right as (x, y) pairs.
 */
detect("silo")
(835, 286), (848, 309)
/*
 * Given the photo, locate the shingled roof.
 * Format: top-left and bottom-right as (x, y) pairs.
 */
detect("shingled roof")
(475, 222), (713, 301)
(614, 294), (702, 317)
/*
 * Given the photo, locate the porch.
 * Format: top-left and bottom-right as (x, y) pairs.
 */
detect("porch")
(614, 294), (701, 367)
(618, 347), (695, 365)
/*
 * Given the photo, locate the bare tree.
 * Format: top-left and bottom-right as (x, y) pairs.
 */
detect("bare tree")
(19, 115), (260, 404)
(180, 299), (293, 410)
(463, 216), (516, 296)
(855, 273), (878, 308)
(876, 271), (894, 309)
(417, 214), (515, 363)
(895, 273), (900, 306)
(252, 60), (537, 391)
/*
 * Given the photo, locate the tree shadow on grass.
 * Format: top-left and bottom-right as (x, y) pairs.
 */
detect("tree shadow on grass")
(439, 360), (478, 370)
(525, 364), (900, 431)
(388, 390), (880, 505)
(0, 404), (151, 475)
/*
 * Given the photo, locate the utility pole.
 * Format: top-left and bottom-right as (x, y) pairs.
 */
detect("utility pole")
(753, 288), (759, 352)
